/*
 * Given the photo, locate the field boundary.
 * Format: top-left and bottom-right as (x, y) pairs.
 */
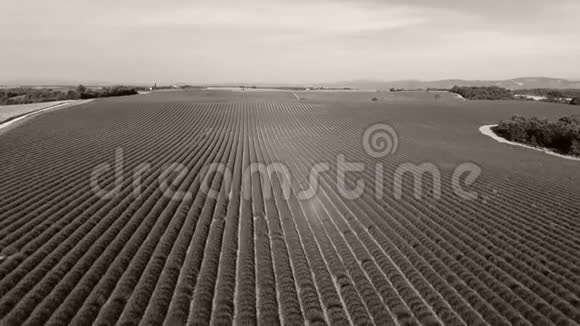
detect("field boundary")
(479, 124), (580, 161)
(0, 100), (93, 134)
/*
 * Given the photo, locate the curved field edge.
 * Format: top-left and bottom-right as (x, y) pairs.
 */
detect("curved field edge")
(0, 101), (87, 123)
(479, 124), (580, 162)
(0, 100), (93, 134)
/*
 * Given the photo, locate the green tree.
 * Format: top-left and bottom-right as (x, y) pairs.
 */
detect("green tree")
(76, 84), (87, 93)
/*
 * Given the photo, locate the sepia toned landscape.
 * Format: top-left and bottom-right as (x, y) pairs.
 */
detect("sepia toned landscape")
(1, 89), (579, 325)
(2, 0), (580, 325)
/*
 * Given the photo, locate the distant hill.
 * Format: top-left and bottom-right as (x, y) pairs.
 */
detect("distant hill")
(324, 77), (580, 91)
(4, 77), (580, 91)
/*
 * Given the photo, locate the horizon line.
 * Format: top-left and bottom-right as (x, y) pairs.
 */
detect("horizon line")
(2, 76), (580, 87)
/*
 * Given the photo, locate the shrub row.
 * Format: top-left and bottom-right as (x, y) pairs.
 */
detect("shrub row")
(92, 108), (234, 326)
(336, 129), (575, 321)
(0, 107), (207, 325)
(159, 109), (239, 325)
(184, 119), (241, 326)
(47, 106), (223, 325)
(247, 132), (283, 325)
(250, 118), (306, 326)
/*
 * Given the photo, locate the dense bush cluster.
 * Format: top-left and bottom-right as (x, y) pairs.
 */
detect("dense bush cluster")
(450, 86), (514, 100)
(0, 85), (139, 105)
(76, 85), (139, 100)
(492, 115), (580, 156)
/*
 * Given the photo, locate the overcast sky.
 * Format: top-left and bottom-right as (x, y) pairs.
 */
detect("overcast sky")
(1, 0), (579, 84)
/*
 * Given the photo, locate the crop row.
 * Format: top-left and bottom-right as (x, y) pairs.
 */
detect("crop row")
(1, 97), (580, 325)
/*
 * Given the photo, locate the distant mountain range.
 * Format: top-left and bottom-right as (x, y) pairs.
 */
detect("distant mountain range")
(322, 77), (580, 91)
(3, 77), (580, 90)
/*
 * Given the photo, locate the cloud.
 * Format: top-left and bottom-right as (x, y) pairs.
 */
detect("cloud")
(1, 0), (579, 83)
(98, 1), (427, 36)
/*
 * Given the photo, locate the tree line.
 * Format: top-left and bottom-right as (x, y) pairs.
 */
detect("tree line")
(450, 86), (580, 104)
(0, 85), (139, 105)
(450, 86), (514, 100)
